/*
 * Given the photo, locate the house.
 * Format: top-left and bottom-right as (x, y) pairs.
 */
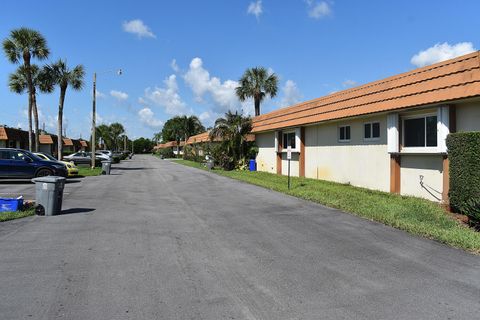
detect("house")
(0, 126), (29, 149)
(154, 140), (186, 155)
(39, 134), (56, 155)
(253, 51), (480, 202)
(62, 138), (74, 153)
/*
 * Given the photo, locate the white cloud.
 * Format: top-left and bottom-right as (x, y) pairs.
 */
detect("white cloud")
(110, 90), (129, 101)
(138, 107), (163, 129)
(94, 89), (105, 99)
(143, 74), (189, 115)
(247, 1), (263, 19)
(184, 57), (242, 113)
(342, 79), (357, 87)
(411, 42), (476, 67)
(280, 80), (302, 107)
(170, 59), (180, 72)
(122, 19), (156, 38)
(306, 1), (331, 19)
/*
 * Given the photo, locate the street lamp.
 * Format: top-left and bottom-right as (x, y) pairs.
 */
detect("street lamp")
(91, 69), (122, 168)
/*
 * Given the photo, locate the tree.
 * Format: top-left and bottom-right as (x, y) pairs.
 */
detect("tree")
(3, 28), (50, 151)
(236, 67), (278, 117)
(8, 65), (54, 141)
(210, 111), (254, 170)
(152, 132), (162, 144)
(161, 115), (205, 156)
(133, 137), (154, 154)
(43, 59), (84, 159)
(95, 123), (125, 151)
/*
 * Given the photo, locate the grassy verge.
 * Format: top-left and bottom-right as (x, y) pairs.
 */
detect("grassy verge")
(0, 208), (35, 222)
(175, 159), (480, 254)
(76, 167), (102, 177)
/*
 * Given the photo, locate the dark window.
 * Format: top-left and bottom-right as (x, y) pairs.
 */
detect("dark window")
(372, 122), (380, 138)
(364, 123), (371, 139)
(404, 116), (437, 147)
(364, 122), (380, 140)
(283, 132), (296, 149)
(339, 126), (350, 141)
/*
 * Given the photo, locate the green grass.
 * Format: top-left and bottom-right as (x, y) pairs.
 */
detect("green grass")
(175, 159), (480, 254)
(76, 167), (103, 177)
(0, 208), (35, 222)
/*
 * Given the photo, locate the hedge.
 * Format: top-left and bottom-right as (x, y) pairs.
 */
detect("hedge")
(446, 132), (480, 223)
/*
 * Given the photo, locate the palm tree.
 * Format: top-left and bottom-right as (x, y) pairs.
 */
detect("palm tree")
(153, 132), (162, 144)
(8, 65), (54, 137)
(3, 28), (50, 151)
(236, 67), (278, 117)
(43, 59), (84, 160)
(179, 115), (205, 143)
(210, 111), (253, 169)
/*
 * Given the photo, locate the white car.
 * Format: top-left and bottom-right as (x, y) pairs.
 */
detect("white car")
(95, 152), (111, 161)
(98, 150), (113, 158)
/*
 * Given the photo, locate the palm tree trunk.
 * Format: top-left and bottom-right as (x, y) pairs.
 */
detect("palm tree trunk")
(57, 87), (66, 160)
(32, 90), (40, 152)
(254, 97), (260, 117)
(23, 55), (33, 152)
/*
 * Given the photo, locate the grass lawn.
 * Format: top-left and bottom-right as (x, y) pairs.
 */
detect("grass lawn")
(0, 208), (35, 222)
(175, 159), (480, 254)
(76, 167), (103, 177)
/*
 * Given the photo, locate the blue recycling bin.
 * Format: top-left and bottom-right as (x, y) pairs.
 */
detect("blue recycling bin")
(0, 198), (24, 212)
(249, 159), (256, 171)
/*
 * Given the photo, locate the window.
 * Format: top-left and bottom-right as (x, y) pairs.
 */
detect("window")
(403, 115), (437, 147)
(339, 125), (351, 142)
(364, 122), (380, 140)
(283, 132), (296, 149)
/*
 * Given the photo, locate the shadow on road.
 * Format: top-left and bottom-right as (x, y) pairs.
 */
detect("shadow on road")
(113, 167), (152, 171)
(0, 180), (33, 185)
(59, 208), (95, 215)
(65, 180), (82, 184)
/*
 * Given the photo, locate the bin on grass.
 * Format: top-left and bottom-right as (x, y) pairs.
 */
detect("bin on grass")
(207, 159), (214, 170)
(101, 160), (112, 175)
(31, 176), (66, 216)
(0, 197), (23, 212)
(249, 159), (256, 171)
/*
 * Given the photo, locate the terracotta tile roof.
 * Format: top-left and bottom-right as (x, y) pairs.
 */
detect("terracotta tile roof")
(252, 51), (480, 133)
(0, 127), (7, 140)
(155, 140), (186, 149)
(63, 138), (73, 146)
(80, 140), (88, 147)
(185, 131), (256, 145)
(39, 134), (54, 144)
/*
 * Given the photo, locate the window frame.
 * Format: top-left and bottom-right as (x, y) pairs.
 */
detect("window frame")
(282, 131), (296, 150)
(401, 113), (438, 153)
(338, 125), (351, 143)
(364, 122), (380, 141)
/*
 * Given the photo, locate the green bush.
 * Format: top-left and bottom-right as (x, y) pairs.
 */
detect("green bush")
(446, 132), (480, 223)
(157, 148), (174, 159)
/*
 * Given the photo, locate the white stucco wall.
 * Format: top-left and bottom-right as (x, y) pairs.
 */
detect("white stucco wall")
(255, 131), (277, 173)
(281, 152), (299, 177)
(456, 101), (480, 132)
(400, 155), (444, 201)
(304, 115), (390, 192)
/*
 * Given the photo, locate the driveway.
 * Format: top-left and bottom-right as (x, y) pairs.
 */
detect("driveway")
(0, 155), (479, 319)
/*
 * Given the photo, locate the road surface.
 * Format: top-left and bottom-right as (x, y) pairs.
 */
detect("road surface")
(0, 155), (479, 319)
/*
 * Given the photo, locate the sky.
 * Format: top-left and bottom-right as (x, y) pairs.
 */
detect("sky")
(1, 0), (480, 140)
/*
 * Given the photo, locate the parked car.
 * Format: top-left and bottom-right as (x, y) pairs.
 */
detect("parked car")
(0, 148), (67, 178)
(63, 151), (103, 166)
(94, 152), (111, 161)
(34, 152), (79, 177)
(98, 150), (113, 158)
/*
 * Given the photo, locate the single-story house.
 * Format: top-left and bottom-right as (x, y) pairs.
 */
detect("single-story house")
(0, 126), (29, 149)
(39, 134), (55, 155)
(253, 51), (480, 203)
(154, 140), (186, 155)
(184, 131), (256, 157)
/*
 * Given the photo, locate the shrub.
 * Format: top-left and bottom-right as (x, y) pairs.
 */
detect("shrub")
(446, 132), (480, 223)
(157, 148), (174, 159)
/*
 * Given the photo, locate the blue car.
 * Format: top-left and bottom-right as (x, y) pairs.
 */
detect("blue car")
(0, 148), (68, 179)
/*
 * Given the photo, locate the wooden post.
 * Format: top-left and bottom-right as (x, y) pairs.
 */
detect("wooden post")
(276, 131), (282, 175)
(299, 127), (305, 177)
(390, 154), (401, 194)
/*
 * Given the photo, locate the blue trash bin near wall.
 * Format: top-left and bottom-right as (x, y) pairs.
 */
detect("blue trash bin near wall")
(249, 159), (256, 171)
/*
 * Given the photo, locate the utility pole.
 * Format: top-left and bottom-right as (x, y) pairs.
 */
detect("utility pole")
(132, 139), (134, 154)
(91, 72), (96, 169)
(124, 135), (127, 151)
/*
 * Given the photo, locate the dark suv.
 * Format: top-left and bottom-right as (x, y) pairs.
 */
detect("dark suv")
(0, 148), (68, 179)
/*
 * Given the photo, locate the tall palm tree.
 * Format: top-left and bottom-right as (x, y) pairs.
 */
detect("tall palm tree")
(236, 67), (278, 117)
(210, 111), (253, 169)
(179, 115), (205, 142)
(3, 28), (50, 151)
(43, 59), (84, 160)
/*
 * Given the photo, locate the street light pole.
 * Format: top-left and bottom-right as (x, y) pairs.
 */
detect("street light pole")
(91, 72), (97, 169)
(90, 69), (122, 169)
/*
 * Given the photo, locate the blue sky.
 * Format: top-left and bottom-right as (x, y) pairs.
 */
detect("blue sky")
(1, 0), (479, 140)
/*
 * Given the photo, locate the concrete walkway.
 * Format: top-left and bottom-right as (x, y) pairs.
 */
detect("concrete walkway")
(0, 155), (479, 319)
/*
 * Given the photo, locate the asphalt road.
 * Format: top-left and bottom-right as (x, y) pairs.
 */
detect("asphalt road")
(0, 155), (479, 320)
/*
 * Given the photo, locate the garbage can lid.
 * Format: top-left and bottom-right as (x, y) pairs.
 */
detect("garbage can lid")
(31, 176), (66, 183)
(101, 160), (111, 163)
